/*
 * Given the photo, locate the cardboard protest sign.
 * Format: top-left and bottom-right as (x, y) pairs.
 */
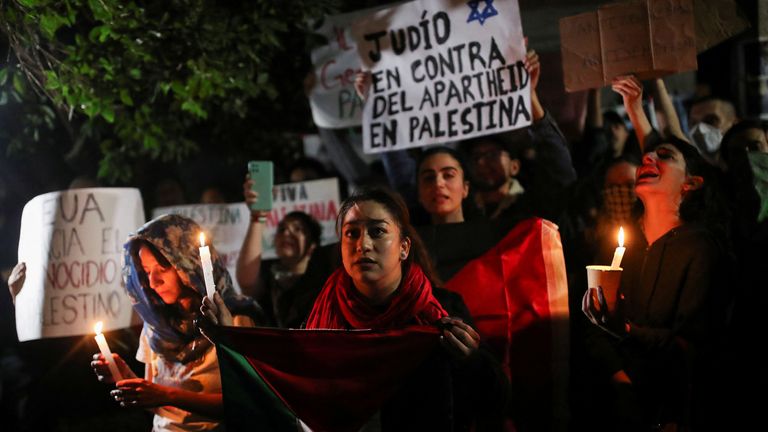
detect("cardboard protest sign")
(693, 0), (749, 53)
(154, 178), (341, 291)
(353, 0), (531, 153)
(559, 12), (603, 92)
(16, 188), (145, 341)
(560, 0), (697, 92)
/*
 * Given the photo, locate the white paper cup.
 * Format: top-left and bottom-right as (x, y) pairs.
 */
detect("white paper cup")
(586, 265), (623, 316)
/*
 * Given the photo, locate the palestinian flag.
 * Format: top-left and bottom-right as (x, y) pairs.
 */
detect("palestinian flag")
(217, 326), (441, 432)
(444, 217), (570, 429)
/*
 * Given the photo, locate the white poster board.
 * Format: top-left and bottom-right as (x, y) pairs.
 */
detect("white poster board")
(16, 188), (145, 341)
(308, 5), (395, 129)
(353, 0), (531, 153)
(153, 178), (341, 291)
(308, 10), (367, 129)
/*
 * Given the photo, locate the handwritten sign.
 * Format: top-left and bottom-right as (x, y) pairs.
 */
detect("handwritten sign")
(154, 178), (341, 291)
(309, 10), (368, 128)
(693, 0), (749, 53)
(560, 0), (697, 92)
(353, 0), (530, 153)
(559, 12), (603, 92)
(16, 188), (145, 341)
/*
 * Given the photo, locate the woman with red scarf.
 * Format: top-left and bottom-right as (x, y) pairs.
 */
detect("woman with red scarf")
(206, 187), (509, 430)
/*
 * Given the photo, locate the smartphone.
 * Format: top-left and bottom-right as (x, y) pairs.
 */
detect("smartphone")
(247, 160), (273, 211)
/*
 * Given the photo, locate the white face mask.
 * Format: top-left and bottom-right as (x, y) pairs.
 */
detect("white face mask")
(689, 122), (723, 155)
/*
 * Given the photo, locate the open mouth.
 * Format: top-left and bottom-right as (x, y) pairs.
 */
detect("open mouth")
(355, 257), (376, 265)
(636, 168), (658, 181)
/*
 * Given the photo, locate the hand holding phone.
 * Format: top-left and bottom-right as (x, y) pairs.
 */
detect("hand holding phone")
(247, 161), (273, 212)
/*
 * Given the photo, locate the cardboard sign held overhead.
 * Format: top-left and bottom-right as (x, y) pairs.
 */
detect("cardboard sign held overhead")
(693, 0), (750, 53)
(560, 0), (697, 92)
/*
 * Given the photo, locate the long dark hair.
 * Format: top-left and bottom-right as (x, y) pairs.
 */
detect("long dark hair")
(336, 187), (443, 287)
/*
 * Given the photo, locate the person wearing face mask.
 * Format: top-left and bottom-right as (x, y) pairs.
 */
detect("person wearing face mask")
(584, 77), (733, 431)
(91, 214), (256, 431)
(236, 174), (332, 328)
(687, 97), (738, 167)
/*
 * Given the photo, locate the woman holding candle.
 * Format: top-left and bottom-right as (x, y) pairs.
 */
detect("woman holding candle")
(581, 76), (732, 431)
(205, 187), (509, 430)
(91, 214), (257, 431)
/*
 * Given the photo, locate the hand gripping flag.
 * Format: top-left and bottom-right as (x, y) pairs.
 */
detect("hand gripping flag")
(216, 326), (441, 432)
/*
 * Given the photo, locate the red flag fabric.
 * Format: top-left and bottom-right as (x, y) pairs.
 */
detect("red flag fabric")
(218, 325), (441, 432)
(444, 217), (570, 428)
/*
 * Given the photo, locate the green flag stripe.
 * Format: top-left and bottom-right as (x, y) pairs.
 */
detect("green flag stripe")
(218, 343), (298, 432)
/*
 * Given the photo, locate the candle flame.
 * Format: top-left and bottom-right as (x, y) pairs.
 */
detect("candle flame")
(94, 321), (103, 335)
(618, 226), (625, 248)
(199, 232), (206, 247)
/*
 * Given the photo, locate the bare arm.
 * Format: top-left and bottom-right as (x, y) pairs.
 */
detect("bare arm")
(235, 176), (267, 298)
(8, 262), (26, 304)
(612, 75), (652, 152)
(652, 78), (687, 142)
(525, 49), (545, 122)
(112, 378), (223, 418)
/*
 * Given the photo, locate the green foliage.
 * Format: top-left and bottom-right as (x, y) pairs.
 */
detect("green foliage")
(0, 0), (336, 183)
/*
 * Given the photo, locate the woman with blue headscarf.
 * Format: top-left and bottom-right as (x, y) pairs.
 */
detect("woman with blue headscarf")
(91, 214), (257, 431)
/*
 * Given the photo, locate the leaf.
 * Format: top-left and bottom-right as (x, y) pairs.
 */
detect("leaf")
(44, 70), (60, 90)
(88, 25), (112, 43)
(0, 68), (8, 86)
(40, 13), (67, 39)
(101, 105), (115, 123)
(119, 89), (133, 106)
(181, 99), (207, 119)
(12, 74), (26, 95)
(129, 68), (141, 79)
(143, 134), (158, 150)
(88, 0), (113, 22)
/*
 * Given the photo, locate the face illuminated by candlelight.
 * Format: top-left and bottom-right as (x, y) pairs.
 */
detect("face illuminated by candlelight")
(139, 245), (183, 305)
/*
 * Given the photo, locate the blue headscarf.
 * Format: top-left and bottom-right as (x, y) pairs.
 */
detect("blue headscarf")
(123, 214), (241, 363)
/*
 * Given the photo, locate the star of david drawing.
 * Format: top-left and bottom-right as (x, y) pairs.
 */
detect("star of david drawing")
(467, 0), (499, 25)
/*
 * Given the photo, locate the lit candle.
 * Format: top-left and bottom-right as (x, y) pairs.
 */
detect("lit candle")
(610, 226), (626, 269)
(94, 321), (123, 382)
(199, 232), (216, 300)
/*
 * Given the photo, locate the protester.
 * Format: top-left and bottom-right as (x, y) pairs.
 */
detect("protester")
(91, 214), (257, 431)
(459, 49), (576, 225)
(235, 173), (331, 328)
(415, 146), (471, 225)
(206, 187), (509, 430)
(582, 77), (732, 431)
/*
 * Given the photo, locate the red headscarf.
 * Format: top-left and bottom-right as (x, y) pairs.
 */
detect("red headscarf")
(305, 263), (447, 329)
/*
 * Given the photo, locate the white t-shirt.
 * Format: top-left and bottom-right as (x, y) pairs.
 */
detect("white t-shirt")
(137, 329), (224, 431)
